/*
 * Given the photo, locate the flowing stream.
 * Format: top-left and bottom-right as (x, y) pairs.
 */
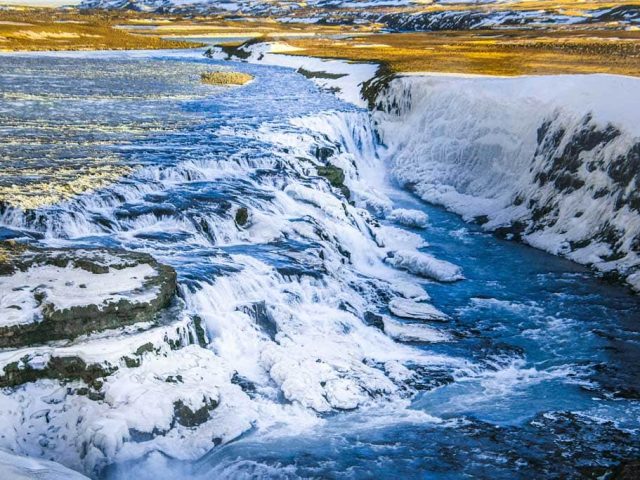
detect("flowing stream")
(0, 50), (638, 479)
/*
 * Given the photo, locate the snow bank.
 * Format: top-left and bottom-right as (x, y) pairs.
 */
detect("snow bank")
(0, 449), (88, 480)
(209, 42), (378, 107)
(375, 74), (640, 290)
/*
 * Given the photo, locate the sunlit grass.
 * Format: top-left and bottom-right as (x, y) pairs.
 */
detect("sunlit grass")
(278, 29), (640, 77)
(0, 7), (200, 51)
(200, 71), (254, 85)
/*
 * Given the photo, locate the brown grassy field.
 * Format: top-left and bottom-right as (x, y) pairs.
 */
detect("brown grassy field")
(114, 16), (377, 40)
(1, 3), (639, 77)
(275, 29), (640, 77)
(0, 7), (198, 51)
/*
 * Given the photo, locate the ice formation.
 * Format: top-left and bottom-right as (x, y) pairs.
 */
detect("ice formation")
(374, 73), (640, 290)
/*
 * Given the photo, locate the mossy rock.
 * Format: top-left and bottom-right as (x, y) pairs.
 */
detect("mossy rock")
(317, 165), (351, 199)
(173, 397), (218, 428)
(0, 244), (177, 348)
(0, 355), (114, 389)
(201, 71), (253, 86)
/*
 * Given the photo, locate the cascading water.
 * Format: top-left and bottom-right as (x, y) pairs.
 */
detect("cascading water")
(0, 50), (638, 480)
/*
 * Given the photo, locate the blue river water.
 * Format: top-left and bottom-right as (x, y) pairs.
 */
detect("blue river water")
(0, 50), (638, 479)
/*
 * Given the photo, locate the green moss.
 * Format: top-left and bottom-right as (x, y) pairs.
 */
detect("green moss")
(317, 165), (351, 199)
(135, 342), (155, 356)
(0, 355), (114, 388)
(123, 356), (140, 368)
(173, 398), (218, 428)
(191, 315), (208, 347)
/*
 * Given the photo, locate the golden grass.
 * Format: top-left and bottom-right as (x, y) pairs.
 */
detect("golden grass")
(201, 70), (254, 85)
(115, 16), (377, 40)
(0, 7), (200, 51)
(278, 29), (640, 77)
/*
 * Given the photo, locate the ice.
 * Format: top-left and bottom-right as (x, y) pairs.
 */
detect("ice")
(387, 208), (429, 228)
(0, 449), (89, 480)
(376, 73), (640, 288)
(385, 250), (464, 282)
(383, 317), (450, 342)
(388, 298), (449, 322)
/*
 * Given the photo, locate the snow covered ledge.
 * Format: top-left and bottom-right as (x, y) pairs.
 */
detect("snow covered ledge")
(206, 41), (379, 107)
(373, 73), (640, 291)
(0, 448), (89, 480)
(0, 243), (177, 347)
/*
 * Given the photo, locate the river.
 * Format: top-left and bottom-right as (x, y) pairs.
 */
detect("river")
(0, 50), (638, 479)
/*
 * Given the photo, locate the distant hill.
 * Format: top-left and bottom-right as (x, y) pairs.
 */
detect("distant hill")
(77, 0), (640, 31)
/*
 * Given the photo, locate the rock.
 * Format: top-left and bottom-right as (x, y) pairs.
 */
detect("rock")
(0, 355), (113, 389)
(316, 165), (351, 199)
(235, 207), (249, 227)
(0, 312), (205, 388)
(612, 460), (640, 480)
(363, 311), (385, 332)
(0, 243), (177, 348)
(238, 301), (277, 340)
(231, 372), (257, 395)
(173, 397), (218, 428)
(314, 146), (335, 162)
(388, 298), (449, 322)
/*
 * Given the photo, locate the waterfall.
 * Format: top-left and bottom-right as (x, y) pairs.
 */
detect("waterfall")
(373, 74), (640, 291)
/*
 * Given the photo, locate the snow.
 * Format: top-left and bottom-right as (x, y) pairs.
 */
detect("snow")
(211, 41), (379, 107)
(388, 298), (449, 322)
(0, 263), (158, 327)
(375, 73), (640, 288)
(0, 449), (89, 480)
(385, 250), (464, 282)
(387, 208), (429, 228)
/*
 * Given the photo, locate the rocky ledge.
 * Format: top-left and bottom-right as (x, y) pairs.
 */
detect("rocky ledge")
(0, 242), (177, 348)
